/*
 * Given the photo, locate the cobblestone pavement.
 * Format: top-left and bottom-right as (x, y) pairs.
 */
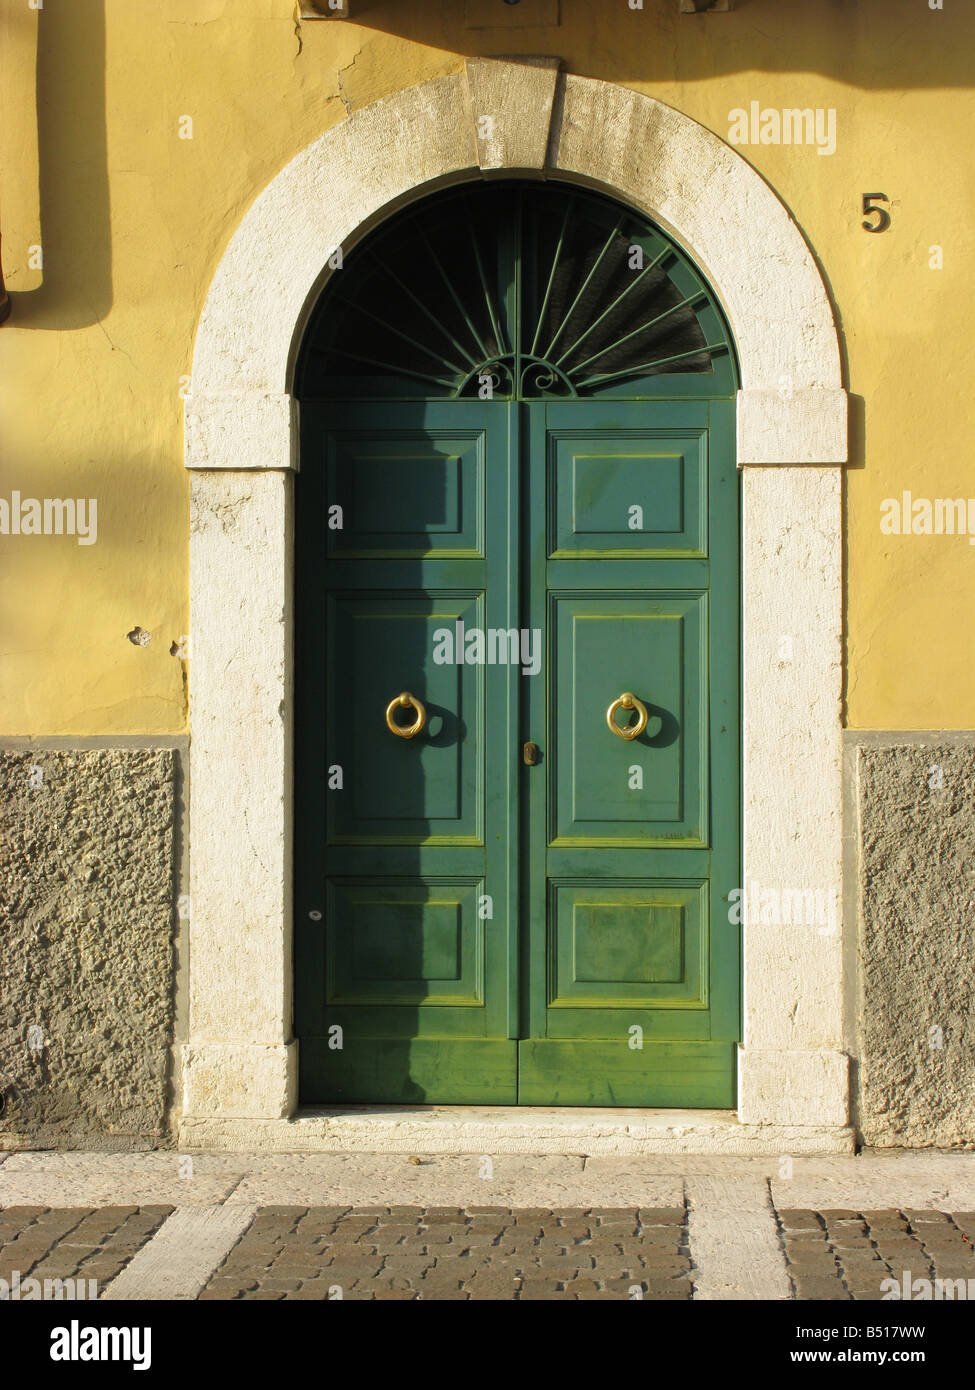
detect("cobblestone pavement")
(777, 1209), (975, 1301)
(198, 1205), (691, 1301)
(0, 1205), (173, 1296)
(5, 1203), (969, 1301)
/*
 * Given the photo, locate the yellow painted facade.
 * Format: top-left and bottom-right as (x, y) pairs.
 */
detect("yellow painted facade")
(0, 0), (971, 734)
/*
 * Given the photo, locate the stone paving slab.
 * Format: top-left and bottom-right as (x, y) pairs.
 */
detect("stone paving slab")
(226, 1154), (684, 1209)
(772, 1157), (975, 1221)
(0, 1151), (683, 1209)
(1, 1145), (973, 1212)
(0, 1153), (246, 1208)
(687, 1177), (791, 1301)
(771, 1168), (975, 1211)
(102, 1206), (258, 1301)
(590, 1152), (975, 1181)
(3, 1150), (974, 1211)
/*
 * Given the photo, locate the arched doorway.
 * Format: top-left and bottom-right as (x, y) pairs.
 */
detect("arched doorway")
(293, 180), (740, 1106)
(180, 64), (850, 1146)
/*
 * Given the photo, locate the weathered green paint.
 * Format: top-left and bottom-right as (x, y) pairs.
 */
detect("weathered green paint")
(294, 396), (740, 1106)
(519, 398), (739, 1104)
(295, 400), (520, 1103)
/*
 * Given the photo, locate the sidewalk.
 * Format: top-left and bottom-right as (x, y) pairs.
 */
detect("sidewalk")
(1, 1150), (974, 1300)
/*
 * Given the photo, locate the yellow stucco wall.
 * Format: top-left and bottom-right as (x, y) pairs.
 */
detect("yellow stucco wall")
(0, 0), (971, 734)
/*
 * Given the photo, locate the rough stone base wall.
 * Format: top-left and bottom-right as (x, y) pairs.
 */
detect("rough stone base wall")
(857, 743), (975, 1148)
(0, 749), (176, 1149)
(6, 738), (975, 1149)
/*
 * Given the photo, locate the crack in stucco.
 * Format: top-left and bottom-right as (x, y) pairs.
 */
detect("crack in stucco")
(336, 44), (366, 115)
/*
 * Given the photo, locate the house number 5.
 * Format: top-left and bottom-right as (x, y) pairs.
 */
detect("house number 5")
(862, 193), (891, 233)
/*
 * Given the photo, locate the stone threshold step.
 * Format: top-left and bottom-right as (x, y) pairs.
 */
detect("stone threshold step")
(179, 1107), (856, 1155)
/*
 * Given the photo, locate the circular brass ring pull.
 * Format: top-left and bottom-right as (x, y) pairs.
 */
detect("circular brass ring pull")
(606, 691), (648, 741)
(385, 691), (427, 739)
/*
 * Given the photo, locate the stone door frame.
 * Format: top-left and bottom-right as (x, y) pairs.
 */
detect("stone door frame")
(181, 60), (849, 1143)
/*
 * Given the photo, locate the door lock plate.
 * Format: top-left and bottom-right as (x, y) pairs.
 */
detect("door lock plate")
(522, 741), (540, 765)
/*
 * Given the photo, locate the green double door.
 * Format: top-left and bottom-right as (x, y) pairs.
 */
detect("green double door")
(294, 396), (739, 1106)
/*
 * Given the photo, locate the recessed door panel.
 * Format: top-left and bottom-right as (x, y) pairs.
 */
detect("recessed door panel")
(548, 881), (707, 1010)
(549, 430), (707, 557)
(326, 879), (484, 1007)
(327, 592), (483, 843)
(551, 594), (706, 844)
(326, 431), (484, 557)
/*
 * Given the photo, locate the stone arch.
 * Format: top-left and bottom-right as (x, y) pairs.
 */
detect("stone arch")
(180, 62), (850, 1146)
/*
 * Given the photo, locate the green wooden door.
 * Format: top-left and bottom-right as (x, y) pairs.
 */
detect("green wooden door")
(518, 398), (739, 1105)
(294, 396), (739, 1106)
(295, 399), (521, 1103)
